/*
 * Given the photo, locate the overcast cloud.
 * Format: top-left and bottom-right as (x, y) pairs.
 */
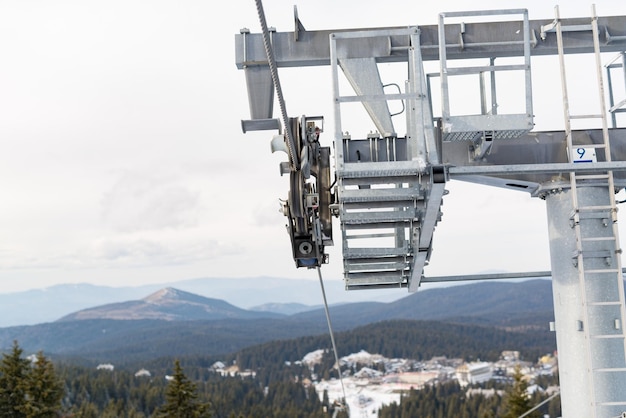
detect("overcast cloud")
(0, 0), (625, 294)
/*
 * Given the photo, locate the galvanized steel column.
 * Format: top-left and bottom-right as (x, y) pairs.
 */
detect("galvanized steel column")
(545, 186), (626, 418)
(546, 187), (592, 417)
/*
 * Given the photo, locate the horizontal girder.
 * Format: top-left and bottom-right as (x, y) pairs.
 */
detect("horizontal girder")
(236, 15), (626, 69)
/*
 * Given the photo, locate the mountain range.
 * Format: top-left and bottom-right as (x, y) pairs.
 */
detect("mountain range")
(58, 287), (283, 321)
(0, 279), (558, 363)
(0, 276), (405, 327)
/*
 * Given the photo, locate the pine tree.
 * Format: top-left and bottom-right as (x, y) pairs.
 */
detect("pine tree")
(502, 364), (540, 418)
(156, 359), (211, 418)
(0, 340), (31, 417)
(20, 352), (64, 417)
(0, 342), (64, 418)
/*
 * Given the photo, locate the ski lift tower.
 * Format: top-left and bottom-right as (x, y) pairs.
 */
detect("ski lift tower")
(236, 5), (626, 417)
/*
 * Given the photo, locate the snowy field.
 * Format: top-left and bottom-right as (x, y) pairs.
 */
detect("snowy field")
(315, 377), (404, 417)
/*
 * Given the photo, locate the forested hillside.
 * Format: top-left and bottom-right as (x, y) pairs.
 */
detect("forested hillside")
(233, 319), (556, 374)
(0, 280), (561, 416)
(0, 313), (559, 416)
(58, 363), (331, 417)
(50, 318), (556, 416)
(378, 378), (561, 418)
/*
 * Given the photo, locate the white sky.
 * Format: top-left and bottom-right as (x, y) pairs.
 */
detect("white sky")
(0, 0), (625, 294)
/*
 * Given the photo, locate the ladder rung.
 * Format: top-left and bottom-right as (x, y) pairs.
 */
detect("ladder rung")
(577, 205), (615, 212)
(342, 201), (415, 211)
(344, 255), (412, 265)
(345, 261), (409, 272)
(344, 247), (409, 259)
(343, 221), (411, 230)
(342, 176), (417, 186)
(573, 183), (611, 189)
(569, 114), (604, 119)
(597, 401), (626, 406)
(570, 143), (606, 149)
(584, 268), (621, 274)
(591, 334), (625, 339)
(345, 271), (408, 281)
(345, 272), (407, 284)
(573, 250), (612, 259)
(570, 206), (616, 222)
(341, 211), (415, 224)
(588, 301), (623, 306)
(594, 368), (626, 373)
(575, 174), (610, 180)
(340, 188), (420, 203)
(581, 236), (616, 242)
(345, 232), (397, 239)
(345, 281), (407, 289)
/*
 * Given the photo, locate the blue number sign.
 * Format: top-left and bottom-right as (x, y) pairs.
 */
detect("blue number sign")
(572, 147), (596, 163)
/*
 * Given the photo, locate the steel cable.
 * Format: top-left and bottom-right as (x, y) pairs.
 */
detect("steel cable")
(253, 0), (300, 170)
(316, 266), (349, 414)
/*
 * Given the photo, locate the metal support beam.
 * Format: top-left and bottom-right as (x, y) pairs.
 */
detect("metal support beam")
(449, 161), (626, 176)
(236, 15), (626, 69)
(422, 271), (552, 283)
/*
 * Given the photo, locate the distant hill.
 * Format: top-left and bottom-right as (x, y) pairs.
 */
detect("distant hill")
(0, 276), (401, 327)
(0, 279), (560, 363)
(58, 287), (282, 322)
(289, 279), (556, 330)
(0, 317), (331, 363)
(57, 279), (556, 327)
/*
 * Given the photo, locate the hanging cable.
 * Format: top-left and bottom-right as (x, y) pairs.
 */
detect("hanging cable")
(253, 0), (300, 170)
(518, 390), (560, 418)
(316, 265), (348, 413)
(252, 0), (343, 406)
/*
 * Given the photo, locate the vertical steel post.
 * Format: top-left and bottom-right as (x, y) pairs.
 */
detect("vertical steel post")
(546, 187), (593, 418)
(545, 185), (626, 418)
